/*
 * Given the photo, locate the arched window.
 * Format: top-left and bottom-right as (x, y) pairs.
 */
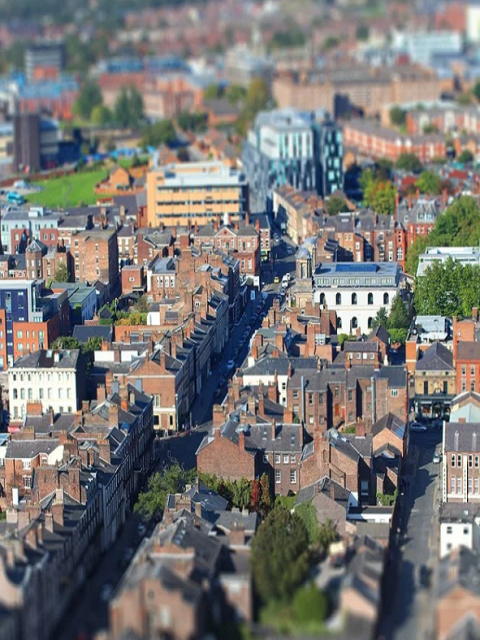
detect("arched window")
(368, 292), (373, 305)
(383, 293), (389, 305)
(320, 293), (326, 305)
(336, 293), (341, 305)
(337, 317), (342, 329)
(352, 293), (357, 305)
(352, 317), (358, 329)
(368, 317), (373, 329)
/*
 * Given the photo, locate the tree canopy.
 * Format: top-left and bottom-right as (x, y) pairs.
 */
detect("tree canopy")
(134, 463), (196, 521)
(114, 87), (144, 129)
(396, 153), (423, 173)
(141, 119), (176, 148)
(389, 106), (406, 127)
(416, 170), (442, 195)
(458, 149), (474, 164)
(414, 258), (480, 317)
(251, 508), (310, 604)
(360, 169), (396, 214)
(326, 196), (347, 215)
(73, 80), (103, 121)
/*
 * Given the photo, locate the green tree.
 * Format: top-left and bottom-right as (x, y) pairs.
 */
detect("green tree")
(356, 24), (370, 41)
(316, 518), (338, 554)
(388, 328), (407, 344)
(416, 170), (442, 195)
(245, 77), (269, 118)
(204, 84), (223, 100)
(474, 81), (480, 102)
(295, 503), (320, 546)
(396, 153), (423, 173)
(91, 104), (112, 127)
(232, 478), (252, 510)
(292, 584), (328, 624)
(422, 123), (438, 134)
(53, 262), (69, 282)
(251, 509), (310, 604)
(361, 170), (396, 215)
(326, 196), (347, 215)
(128, 86), (144, 128)
(134, 463), (196, 521)
(53, 336), (81, 350)
(141, 119), (176, 148)
(405, 235), (428, 276)
(269, 26), (306, 50)
(114, 87), (131, 129)
(73, 80), (103, 121)
(259, 473), (273, 516)
(414, 258), (480, 317)
(458, 92), (473, 106)
(226, 84), (246, 105)
(458, 149), (474, 164)
(389, 106), (406, 127)
(371, 307), (389, 330)
(388, 294), (409, 330)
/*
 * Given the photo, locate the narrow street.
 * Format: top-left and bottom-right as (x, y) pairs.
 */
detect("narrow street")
(380, 429), (441, 640)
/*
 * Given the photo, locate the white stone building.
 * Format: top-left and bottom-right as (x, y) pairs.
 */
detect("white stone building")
(313, 262), (401, 334)
(8, 349), (81, 419)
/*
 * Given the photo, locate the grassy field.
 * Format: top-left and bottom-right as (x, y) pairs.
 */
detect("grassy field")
(27, 169), (109, 209)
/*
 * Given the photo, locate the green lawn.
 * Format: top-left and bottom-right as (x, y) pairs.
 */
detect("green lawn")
(27, 169), (109, 209)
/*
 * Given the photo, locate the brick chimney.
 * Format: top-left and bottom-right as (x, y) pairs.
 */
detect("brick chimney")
(267, 382), (278, 403)
(229, 522), (246, 546)
(251, 344), (258, 360)
(108, 403), (119, 426)
(284, 405), (294, 422)
(97, 385), (106, 403)
(212, 404), (225, 427)
(98, 438), (111, 463)
(258, 383), (265, 416)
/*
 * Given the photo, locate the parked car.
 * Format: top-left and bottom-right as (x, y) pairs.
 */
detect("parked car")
(433, 452), (441, 464)
(274, 275), (280, 283)
(227, 359), (235, 370)
(410, 422), (427, 432)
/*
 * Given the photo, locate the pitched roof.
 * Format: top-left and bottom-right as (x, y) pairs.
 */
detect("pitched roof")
(372, 413), (406, 439)
(11, 349), (80, 370)
(439, 546), (480, 599)
(457, 342), (480, 362)
(415, 341), (454, 371)
(295, 476), (352, 510)
(445, 422), (480, 453)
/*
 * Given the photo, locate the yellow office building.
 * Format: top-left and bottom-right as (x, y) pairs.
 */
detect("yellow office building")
(146, 160), (249, 228)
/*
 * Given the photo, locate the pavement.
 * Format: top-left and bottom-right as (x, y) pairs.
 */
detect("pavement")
(379, 428), (442, 640)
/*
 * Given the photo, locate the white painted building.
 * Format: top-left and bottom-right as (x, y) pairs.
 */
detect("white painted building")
(416, 246), (480, 277)
(8, 349), (81, 419)
(313, 262), (401, 334)
(439, 503), (480, 558)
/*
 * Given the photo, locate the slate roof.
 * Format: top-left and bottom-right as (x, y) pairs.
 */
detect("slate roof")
(445, 422), (480, 453)
(368, 324), (390, 345)
(12, 349), (80, 370)
(295, 476), (352, 509)
(372, 413), (406, 440)
(196, 414), (305, 456)
(72, 325), (113, 343)
(415, 341), (454, 372)
(457, 342), (480, 362)
(438, 546), (480, 599)
(5, 439), (61, 459)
